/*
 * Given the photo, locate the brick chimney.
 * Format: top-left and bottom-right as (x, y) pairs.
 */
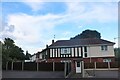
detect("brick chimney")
(46, 45), (48, 48)
(52, 40), (54, 44)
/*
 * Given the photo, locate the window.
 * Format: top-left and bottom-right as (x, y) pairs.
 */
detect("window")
(84, 46), (87, 52)
(77, 62), (80, 67)
(103, 59), (111, 62)
(84, 53), (87, 57)
(61, 48), (71, 54)
(101, 45), (108, 51)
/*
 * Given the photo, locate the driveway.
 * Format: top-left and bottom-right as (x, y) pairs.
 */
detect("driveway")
(2, 71), (64, 78)
(94, 70), (119, 78)
(85, 70), (119, 78)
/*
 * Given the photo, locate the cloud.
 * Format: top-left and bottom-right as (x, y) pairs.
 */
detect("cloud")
(78, 25), (83, 29)
(1, 22), (16, 40)
(65, 2), (118, 23)
(114, 39), (118, 48)
(7, 13), (63, 43)
(62, 31), (71, 36)
(1, 0), (119, 2)
(1, 2), (117, 54)
(23, 0), (44, 11)
(2, 13), (67, 53)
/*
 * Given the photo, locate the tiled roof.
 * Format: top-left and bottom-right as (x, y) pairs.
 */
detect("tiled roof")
(49, 38), (115, 48)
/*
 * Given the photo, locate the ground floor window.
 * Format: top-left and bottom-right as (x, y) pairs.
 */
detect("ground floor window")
(103, 58), (111, 62)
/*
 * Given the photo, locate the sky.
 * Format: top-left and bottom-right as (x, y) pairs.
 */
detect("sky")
(0, 0), (119, 54)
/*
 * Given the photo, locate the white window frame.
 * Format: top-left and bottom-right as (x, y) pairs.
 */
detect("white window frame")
(101, 45), (108, 51)
(103, 59), (111, 62)
(61, 48), (71, 54)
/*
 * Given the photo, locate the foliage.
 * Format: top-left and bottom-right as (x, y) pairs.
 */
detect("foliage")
(2, 38), (26, 63)
(114, 48), (120, 61)
(71, 29), (101, 39)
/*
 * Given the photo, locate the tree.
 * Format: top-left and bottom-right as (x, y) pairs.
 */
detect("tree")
(71, 29), (101, 39)
(2, 38), (26, 62)
(114, 48), (120, 61)
(25, 51), (31, 60)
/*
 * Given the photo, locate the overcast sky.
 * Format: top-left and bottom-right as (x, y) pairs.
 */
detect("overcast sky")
(1, 0), (119, 54)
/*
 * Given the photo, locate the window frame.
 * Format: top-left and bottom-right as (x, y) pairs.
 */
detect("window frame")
(61, 48), (71, 54)
(101, 45), (108, 51)
(103, 59), (111, 62)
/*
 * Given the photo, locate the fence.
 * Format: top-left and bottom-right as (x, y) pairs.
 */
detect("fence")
(2, 62), (64, 71)
(2, 61), (118, 71)
(84, 62), (118, 69)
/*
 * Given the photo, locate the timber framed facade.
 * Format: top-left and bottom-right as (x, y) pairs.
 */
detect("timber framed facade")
(35, 38), (115, 74)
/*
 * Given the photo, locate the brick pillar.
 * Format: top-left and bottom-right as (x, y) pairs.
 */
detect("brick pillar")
(71, 60), (75, 72)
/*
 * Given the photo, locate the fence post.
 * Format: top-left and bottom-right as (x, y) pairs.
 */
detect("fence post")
(22, 61), (24, 71)
(64, 62), (67, 77)
(94, 62), (96, 70)
(37, 62), (39, 71)
(6, 62), (8, 70)
(82, 61), (85, 78)
(11, 61), (13, 70)
(108, 62), (110, 69)
(53, 62), (55, 71)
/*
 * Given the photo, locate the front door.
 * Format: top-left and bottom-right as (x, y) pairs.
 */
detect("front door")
(76, 61), (81, 73)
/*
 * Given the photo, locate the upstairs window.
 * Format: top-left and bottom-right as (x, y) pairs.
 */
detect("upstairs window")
(84, 46), (87, 52)
(84, 53), (87, 57)
(101, 45), (108, 51)
(61, 48), (71, 54)
(84, 46), (87, 57)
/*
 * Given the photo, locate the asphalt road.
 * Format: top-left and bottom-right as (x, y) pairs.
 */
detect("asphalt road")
(2, 70), (120, 79)
(85, 70), (119, 78)
(94, 70), (119, 78)
(2, 71), (64, 78)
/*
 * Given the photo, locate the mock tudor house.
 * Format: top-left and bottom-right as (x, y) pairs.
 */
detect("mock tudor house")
(35, 38), (115, 73)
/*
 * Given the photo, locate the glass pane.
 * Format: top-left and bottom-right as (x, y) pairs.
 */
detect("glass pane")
(61, 48), (71, 54)
(85, 53), (87, 57)
(77, 62), (80, 67)
(84, 46), (87, 52)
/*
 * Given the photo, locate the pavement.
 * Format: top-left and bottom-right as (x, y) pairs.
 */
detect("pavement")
(70, 73), (82, 78)
(2, 71), (64, 78)
(2, 70), (120, 79)
(67, 69), (119, 79)
(84, 70), (119, 78)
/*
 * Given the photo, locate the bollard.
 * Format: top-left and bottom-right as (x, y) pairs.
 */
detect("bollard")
(22, 61), (24, 71)
(53, 62), (55, 71)
(37, 62), (39, 71)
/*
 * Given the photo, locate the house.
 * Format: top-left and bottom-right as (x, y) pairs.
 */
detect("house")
(36, 50), (47, 62)
(37, 38), (115, 73)
(30, 54), (36, 62)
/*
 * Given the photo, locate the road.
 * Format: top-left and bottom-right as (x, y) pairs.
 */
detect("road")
(85, 70), (119, 78)
(2, 71), (64, 78)
(2, 70), (120, 79)
(94, 70), (119, 78)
